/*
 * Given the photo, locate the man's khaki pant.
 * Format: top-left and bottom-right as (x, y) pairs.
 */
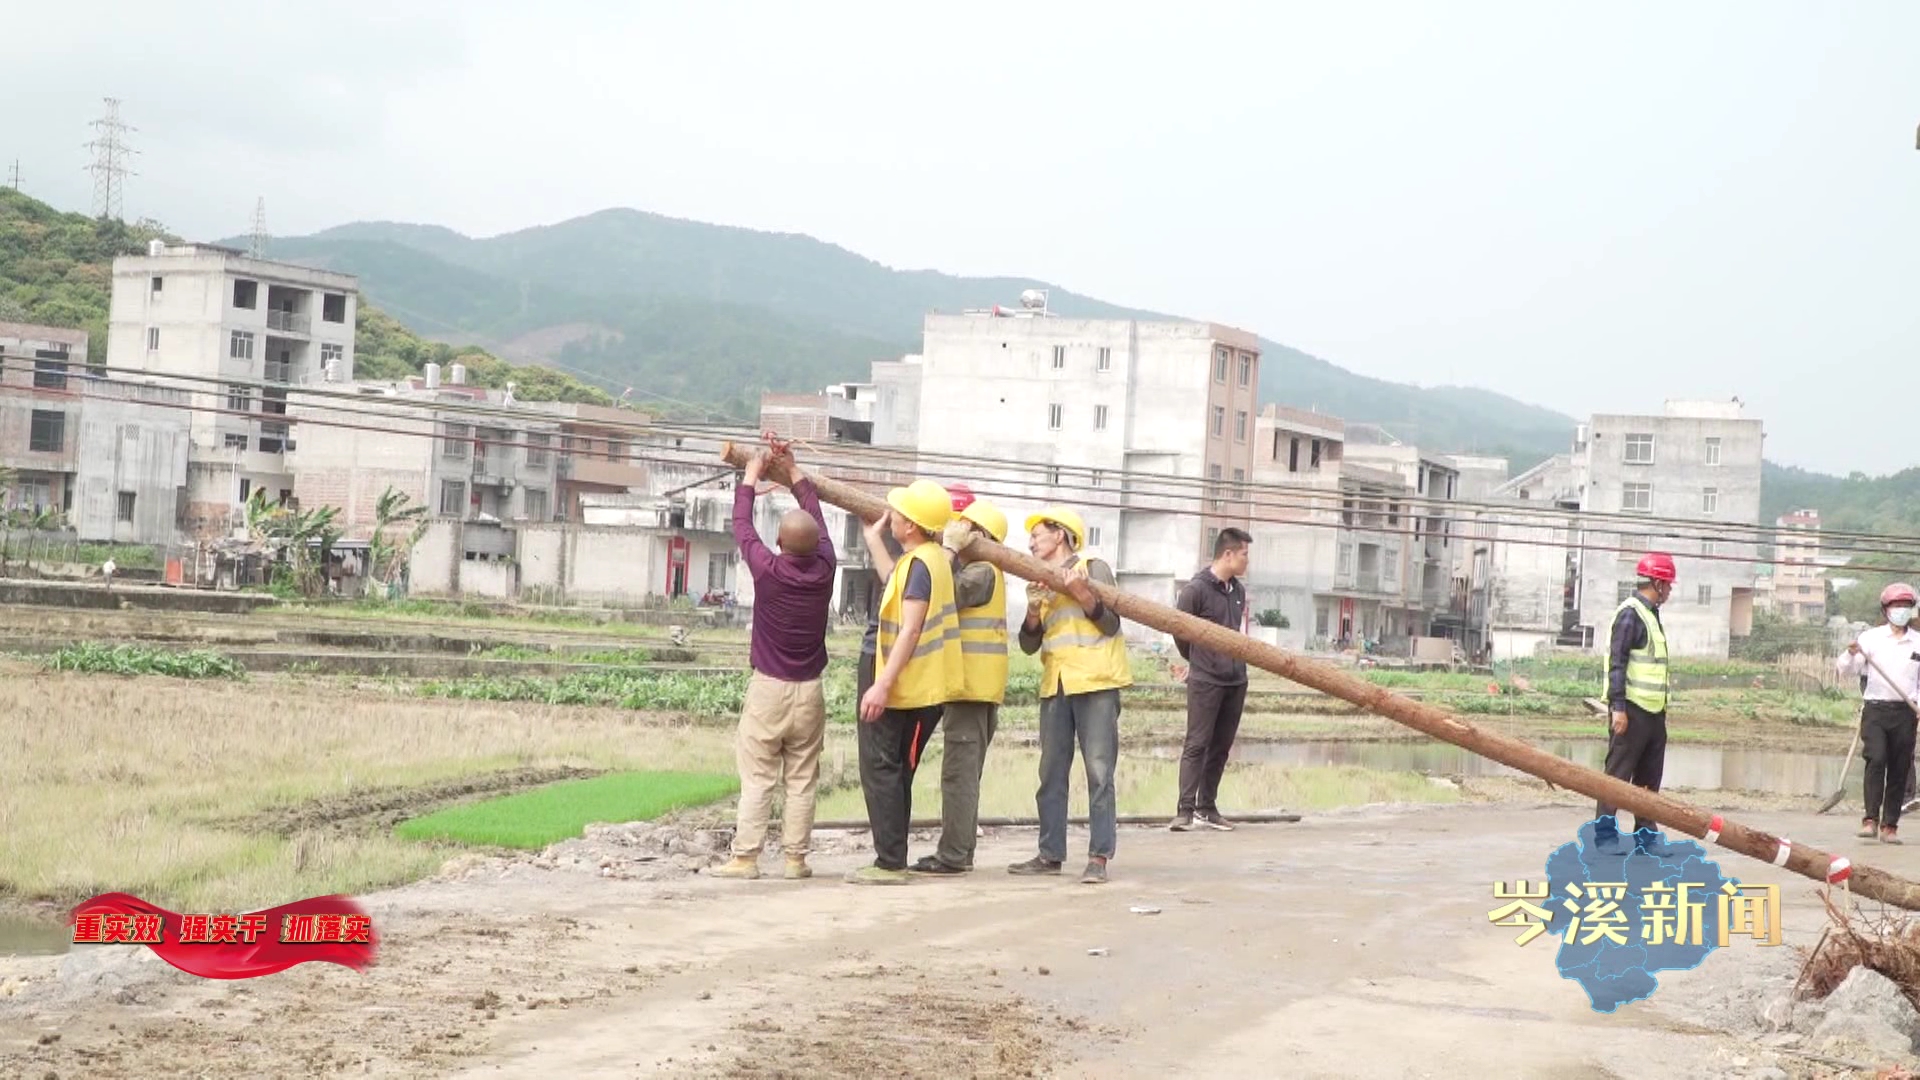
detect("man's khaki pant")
(732, 672), (827, 859)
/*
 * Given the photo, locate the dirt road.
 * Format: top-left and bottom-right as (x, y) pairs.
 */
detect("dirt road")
(3, 800), (1913, 1078)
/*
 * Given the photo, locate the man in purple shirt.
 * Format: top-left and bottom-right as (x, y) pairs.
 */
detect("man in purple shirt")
(710, 451), (836, 882)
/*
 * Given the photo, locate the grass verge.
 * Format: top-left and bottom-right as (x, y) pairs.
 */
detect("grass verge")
(393, 770), (739, 849)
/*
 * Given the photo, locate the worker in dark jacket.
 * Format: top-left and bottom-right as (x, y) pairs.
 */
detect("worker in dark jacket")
(1596, 552), (1675, 850)
(1169, 527), (1252, 832)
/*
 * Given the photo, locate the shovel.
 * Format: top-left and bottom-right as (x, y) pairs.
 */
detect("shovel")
(1818, 701), (1864, 814)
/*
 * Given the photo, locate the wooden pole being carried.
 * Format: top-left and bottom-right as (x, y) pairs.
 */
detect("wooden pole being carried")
(721, 442), (1920, 911)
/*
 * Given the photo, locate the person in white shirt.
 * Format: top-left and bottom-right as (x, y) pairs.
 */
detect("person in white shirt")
(1837, 582), (1920, 844)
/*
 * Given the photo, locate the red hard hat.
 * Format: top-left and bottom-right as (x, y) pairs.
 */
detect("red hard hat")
(1635, 552), (1677, 582)
(947, 483), (975, 512)
(1882, 583), (1917, 608)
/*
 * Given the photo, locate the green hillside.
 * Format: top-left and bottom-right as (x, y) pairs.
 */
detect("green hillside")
(0, 189), (610, 407)
(249, 209), (1581, 464)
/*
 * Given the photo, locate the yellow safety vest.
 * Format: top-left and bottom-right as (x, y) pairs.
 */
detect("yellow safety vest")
(1604, 594), (1669, 713)
(1036, 557), (1133, 699)
(956, 562), (1008, 704)
(877, 542), (966, 710)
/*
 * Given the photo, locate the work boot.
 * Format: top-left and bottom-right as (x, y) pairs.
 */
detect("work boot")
(1080, 858), (1109, 885)
(784, 857), (812, 880)
(708, 856), (761, 880)
(843, 864), (910, 886)
(1007, 856), (1062, 876)
(1860, 818), (1879, 839)
(1196, 810), (1236, 832)
(1169, 813), (1194, 832)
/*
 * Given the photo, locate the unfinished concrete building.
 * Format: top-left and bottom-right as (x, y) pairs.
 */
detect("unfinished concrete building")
(0, 322), (189, 545)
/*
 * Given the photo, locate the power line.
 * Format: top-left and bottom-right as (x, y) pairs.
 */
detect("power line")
(82, 98), (137, 221)
(15, 380), (1920, 577)
(45, 359), (1920, 560)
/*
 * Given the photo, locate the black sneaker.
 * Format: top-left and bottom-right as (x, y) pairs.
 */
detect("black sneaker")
(1196, 810), (1235, 832)
(1007, 856), (1062, 876)
(1169, 813), (1194, 832)
(910, 856), (966, 875)
(1080, 859), (1109, 885)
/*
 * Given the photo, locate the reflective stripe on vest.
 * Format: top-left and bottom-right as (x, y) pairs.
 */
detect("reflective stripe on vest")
(1605, 595), (1669, 713)
(955, 566), (1009, 704)
(1037, 558), (1132, 698)
(876, 542), (967, 710)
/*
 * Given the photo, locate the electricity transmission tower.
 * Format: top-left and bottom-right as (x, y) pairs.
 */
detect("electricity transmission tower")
(249, 197), (269, 258)
(83, 98), (138, 220)
(6, 160), (19, 192)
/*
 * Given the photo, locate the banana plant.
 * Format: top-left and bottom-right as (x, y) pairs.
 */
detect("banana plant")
(367, 486), (428, 589)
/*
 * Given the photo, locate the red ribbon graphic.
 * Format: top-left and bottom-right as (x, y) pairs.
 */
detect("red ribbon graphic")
(68, 892), (378, 980)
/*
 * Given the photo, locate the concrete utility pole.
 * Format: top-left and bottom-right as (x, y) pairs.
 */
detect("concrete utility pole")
(83, 98), (138, 221)
(6, 160), (19, 192)
(719, 440), (1920, 911)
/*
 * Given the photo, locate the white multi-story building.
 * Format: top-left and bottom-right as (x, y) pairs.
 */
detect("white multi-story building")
(1769, 509), (1826, 624)
(106, 242), (358, 538)
(867, 301), (1260, 637)
(1488, 400), (1764, 659)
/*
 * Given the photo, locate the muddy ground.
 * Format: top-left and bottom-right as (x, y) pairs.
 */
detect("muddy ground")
(4, 801), (1917, 1079)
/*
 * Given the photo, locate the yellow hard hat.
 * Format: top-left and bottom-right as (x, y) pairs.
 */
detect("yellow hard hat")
(887, 479), (953, 534)
(959, 499), (1009, 543)
(1024, 506), (1086, 550)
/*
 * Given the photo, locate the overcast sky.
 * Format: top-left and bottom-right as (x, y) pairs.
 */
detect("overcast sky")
(6, 2), (1917, 474)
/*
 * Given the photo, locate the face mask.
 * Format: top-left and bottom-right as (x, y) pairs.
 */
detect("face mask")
(1893, 607), (1915, 628)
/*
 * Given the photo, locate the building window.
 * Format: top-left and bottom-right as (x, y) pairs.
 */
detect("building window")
(238, 478), (251, 504)
(1288, 437), (1300, 472)
(1234, 410), (1248, 442)
(1621, 482), (1652, 512)
(1311, 439), (1322, 467)
(1051, 345), (1065, 370)
(145, 326), (159, 351)
(439, 479), (466, 517)
(442, 422), (471, 460)
(1617, 581), (1636, 603)
(523, 489), (549, 522)
(28, 410), (64, 453)
(1624, 433), (1654, 464)
(1233, 467), (1247, 504)
(1209, 464), (1224, 509)
(322, 294), (347, 324)
(1702, 539), (1716, 557)
(1097, 347), (1111, 372)
(233, 279), (258, 309)
(1048, 404), (1063, 430)
(33, 359), (67, 391)
(150, 276), (162, 295)
(1047, 466), (1062, 487)
(526, 432), (551, 468)
(320, 342), (343, 372)
(229, 331), (255, 360)
(223, 433), (248, 450)
(1094, 405), (1109, 431)
(1701, 487), (1718, 515)
(1238, 355), (1251, 387)
(116, 492), (135, 523)
(1697, 584), (1712, 606)
(226, 384), (251, 413)
(606, 439), (628, 463)
(1337, 542), (1353, 576)
(1087, 526), (1103, 548)
(1090, 469), (1105, 488)
(1211, 406), (1224, 436)
(1214, 349), (1228, 383)
(708, 551), (735, 591)
(1705, 437), (1721, 466)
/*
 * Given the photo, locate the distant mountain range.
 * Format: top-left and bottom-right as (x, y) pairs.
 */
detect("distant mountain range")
(233, 209), (1580, 469)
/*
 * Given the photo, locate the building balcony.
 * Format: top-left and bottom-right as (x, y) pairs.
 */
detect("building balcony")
(561, 454), (648, 489)
(267, 310), (311, 335)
